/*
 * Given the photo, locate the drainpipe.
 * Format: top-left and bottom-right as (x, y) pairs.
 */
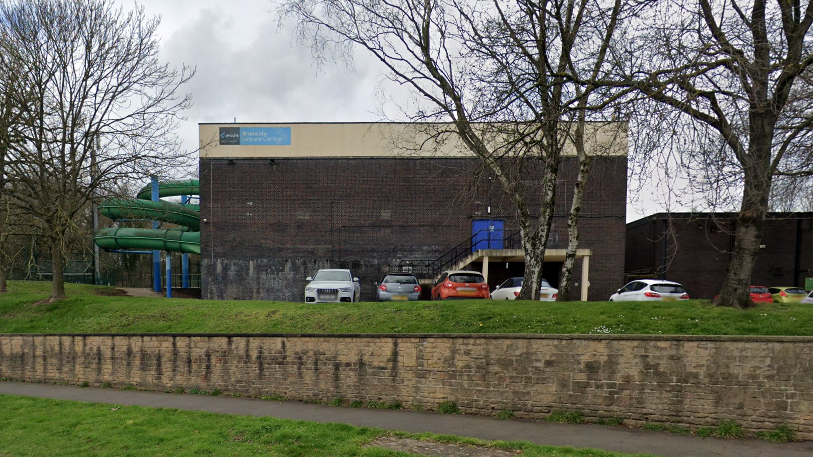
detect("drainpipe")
(794, 218), (802, 287)
(660, 218), (668, 279)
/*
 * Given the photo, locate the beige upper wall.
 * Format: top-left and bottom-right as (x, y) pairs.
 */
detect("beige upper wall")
(199, 122), (628, 158)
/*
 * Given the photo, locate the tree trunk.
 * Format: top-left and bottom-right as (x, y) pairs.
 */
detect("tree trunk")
(715, 162), (771, 308)
(559, 155), (590, 301)
(0, 267), (7, 293)
(519, 155), (560, 300)
(49, 239), (67, 301)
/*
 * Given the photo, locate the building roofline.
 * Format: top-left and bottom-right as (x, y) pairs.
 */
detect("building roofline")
(627, 211), (813, 228)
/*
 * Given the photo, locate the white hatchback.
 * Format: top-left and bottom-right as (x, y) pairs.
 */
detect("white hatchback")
(609, 279), (689, 301)
(491, 276), (558, 301)
(802, 290), (813, 305)
(304, 269), (361, 303)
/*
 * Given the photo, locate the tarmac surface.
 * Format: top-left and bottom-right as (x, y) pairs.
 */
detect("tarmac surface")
(1, 381), (811, 457)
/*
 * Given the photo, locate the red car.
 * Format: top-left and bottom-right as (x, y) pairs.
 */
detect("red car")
(715, 285), (773, 304)
(749, 285), (773, 304)
(431, 270), (490, 300)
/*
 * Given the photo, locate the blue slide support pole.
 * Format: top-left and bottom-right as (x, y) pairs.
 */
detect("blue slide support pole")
(151, 177), (161, 293)
(181, 195), (190, 288)
(166, 253), (172, 298)
(182, 254), (189, 288)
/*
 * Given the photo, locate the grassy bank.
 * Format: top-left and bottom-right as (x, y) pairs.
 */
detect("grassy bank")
(1, 281), (812, 335)
(0, 395), (661, 457)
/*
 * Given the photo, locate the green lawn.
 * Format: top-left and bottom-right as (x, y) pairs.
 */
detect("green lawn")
(0, 395), (661, 457)
(1, 281), (812, 335)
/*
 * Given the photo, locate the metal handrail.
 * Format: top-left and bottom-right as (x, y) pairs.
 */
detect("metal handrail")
(399, 229), (521, 279)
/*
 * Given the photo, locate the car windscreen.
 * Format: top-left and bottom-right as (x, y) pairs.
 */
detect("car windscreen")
(650, 284), (685, 294)
(449, 274), (485, 284)
(513, 278), (552, 288)
(750, 287), (768, 294)
(313, 271), (350, 282)
(383, 275), (417, 284)
(786, 288), (806, 294)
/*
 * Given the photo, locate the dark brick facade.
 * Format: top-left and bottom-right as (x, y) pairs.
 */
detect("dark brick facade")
(200, 156), (627, 301)
(626, 213), (813, 298)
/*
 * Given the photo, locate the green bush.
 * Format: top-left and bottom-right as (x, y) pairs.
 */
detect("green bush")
(546, 410), (585, 424)
(497, 410), (515, 420)
(758, 425), (795, 443)
(714, 420), (745, 438)
(696, 427), (714, 437)
(437, 401), (460, 414)
(595, 417), (623, 426)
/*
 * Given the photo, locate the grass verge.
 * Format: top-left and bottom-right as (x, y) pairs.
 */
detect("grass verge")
(1, 281), (812, 335)
(0, 394), (664, 457)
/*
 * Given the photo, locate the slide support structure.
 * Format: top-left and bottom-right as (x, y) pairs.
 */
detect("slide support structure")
(151, 177), (161, 293)
(166, 254), (172, 298)
(181, 195), (190, 288)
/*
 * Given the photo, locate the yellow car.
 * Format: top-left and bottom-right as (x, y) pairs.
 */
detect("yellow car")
(767, 287), (808, 304)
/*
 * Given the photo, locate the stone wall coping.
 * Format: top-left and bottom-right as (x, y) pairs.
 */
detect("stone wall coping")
(3, 333), (813, 342)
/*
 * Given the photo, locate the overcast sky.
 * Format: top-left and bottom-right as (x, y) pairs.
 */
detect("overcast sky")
(134, 0), (687, 221)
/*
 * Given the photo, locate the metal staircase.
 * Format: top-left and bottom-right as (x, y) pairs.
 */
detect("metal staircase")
(398, 229), (522, 280)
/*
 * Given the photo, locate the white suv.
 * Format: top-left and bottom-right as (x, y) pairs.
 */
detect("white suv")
(304, 269), (361, 303)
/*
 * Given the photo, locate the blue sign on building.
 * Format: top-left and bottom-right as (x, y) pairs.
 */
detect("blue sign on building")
(219, 127), (291, 146)
(240, 127), (291, 145)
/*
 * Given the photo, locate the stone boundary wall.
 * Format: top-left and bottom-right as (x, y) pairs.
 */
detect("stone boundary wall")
(1, 333), (811, 438)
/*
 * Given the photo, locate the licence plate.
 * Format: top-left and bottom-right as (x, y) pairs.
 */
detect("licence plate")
(458, 291), (476, 296)
(391, 295), (408, 301)
(320, 294), (337, 300)
(540, 294), (550, 298)
(663, 296), (677, 301)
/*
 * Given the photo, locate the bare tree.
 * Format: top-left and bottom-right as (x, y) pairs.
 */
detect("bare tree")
(0, 33), (28, 293)
(278, 0), (626, 299)
(612, 0), (813, 308)
(0, 0), (194, 301)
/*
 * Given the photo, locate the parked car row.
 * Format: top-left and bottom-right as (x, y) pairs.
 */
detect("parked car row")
(303, 269), (560, 302)
(304, 269), (813, 304)
(610, 280), (813, 304)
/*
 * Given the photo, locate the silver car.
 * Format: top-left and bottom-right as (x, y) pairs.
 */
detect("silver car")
(376, 273), (421, 301)
(304, 269), (360, 303)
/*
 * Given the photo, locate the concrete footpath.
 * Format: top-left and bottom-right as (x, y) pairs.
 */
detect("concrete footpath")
(1, 381), (811, 457)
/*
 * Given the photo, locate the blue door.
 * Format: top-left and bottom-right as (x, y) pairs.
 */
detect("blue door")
(472, 220), (504, 252)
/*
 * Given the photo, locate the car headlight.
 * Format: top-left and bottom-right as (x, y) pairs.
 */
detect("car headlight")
(305, 287), (315, 292)
(340, 287), (352, 292)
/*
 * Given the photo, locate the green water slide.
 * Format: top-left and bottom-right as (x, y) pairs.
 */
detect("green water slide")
(94, 179), (201, 254)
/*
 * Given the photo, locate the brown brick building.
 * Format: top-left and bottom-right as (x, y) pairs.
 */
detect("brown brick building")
(625, 212), (813, 299)
(199, 122), (628, 301)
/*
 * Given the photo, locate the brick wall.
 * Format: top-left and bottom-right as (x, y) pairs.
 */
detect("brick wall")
(625, 214), (813, 298)
(2, 333), (811, 438)
(200, 156), (627, 301)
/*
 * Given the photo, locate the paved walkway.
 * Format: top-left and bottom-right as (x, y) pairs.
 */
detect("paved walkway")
(1, 381), (811, 457)
(118, 287), (163, 298)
